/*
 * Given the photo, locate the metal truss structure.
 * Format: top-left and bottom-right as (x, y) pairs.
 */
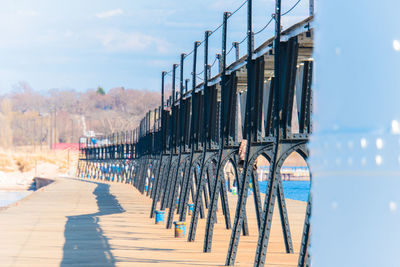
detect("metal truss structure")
(77, 1), (314, 266)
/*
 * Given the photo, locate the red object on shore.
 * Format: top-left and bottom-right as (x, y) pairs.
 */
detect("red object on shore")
(52, 143), (80, 150)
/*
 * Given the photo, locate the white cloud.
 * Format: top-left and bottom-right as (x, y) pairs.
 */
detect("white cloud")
(96, 9), (123, 19)
(97, 30), (170, 54)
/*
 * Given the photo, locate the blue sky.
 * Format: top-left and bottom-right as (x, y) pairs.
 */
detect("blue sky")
(0, 0), (308, 93)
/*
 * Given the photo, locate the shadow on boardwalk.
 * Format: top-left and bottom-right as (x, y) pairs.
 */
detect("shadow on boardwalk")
(61, 181), (125, 267)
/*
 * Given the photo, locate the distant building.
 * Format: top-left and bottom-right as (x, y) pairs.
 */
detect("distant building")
(52, 143), (80, 150)
(256, 166), (310, 181)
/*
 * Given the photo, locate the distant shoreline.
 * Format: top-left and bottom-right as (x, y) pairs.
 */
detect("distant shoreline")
(0, 178), (54, 210)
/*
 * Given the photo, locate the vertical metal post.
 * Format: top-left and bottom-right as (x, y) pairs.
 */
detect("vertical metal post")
(145, 115), (148, 136)
(161, 72), (165, 132)
(157, 107), (160, 131)
(179, 41), (201, 221)
(153, 108), (157, 154)
(166, 54), (186, 228)
(225, 0), (254, 264)
(160, 64), (178, 211)
(309, 0), (314, 16)
(204, 32), (210, 84)
(147, 112), (151, 134)
(171, 65), (177, 153)
(145, 111), (150, 135)
(202, 11), (232, 252)
(298, 193), (311, 267)
(217, 54), (222, 73)
(185, 79), (190, 93)
(193, 42), (200, 90)
(207, 65), (211, 80)
(172, 65), (177, 104)
(253, 0), (285, 266)
(221, 14), (229, 75)
(187, 31), (211, 242)
(180, 54), (185, 103)
(233, 42), (239, 61)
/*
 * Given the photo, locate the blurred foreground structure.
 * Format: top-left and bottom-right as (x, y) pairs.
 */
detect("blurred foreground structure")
(310, 1), (400, 266)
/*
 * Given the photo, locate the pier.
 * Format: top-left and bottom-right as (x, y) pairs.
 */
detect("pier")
(77, 6), (313, 267)
(0, 0), (315, 266)
(0, 177), (306, 266)
(1, 0), (399, 266)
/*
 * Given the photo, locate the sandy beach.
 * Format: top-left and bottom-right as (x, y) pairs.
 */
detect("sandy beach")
(0, 148), (78, 207)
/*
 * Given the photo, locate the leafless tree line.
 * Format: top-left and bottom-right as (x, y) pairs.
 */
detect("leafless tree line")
(0, 82), (160, 148)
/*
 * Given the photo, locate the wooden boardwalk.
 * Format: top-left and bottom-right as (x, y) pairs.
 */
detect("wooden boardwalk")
(0, 177), (306, 266)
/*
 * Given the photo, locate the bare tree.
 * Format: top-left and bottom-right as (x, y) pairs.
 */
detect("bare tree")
(0, 83), (160, 147)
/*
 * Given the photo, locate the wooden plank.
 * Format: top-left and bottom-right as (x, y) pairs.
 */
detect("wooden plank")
(0, 177), (306, 266)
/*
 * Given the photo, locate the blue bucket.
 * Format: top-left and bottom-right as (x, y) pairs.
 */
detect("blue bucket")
(155, 210), (165, 224)
(188, 204), (194, 215)
(173, 221), (186, 238)
(145, 185), (148, 191)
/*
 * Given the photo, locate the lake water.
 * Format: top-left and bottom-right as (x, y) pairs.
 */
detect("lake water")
(0, 191), (31, 208)
(258, 180), (310, 202)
